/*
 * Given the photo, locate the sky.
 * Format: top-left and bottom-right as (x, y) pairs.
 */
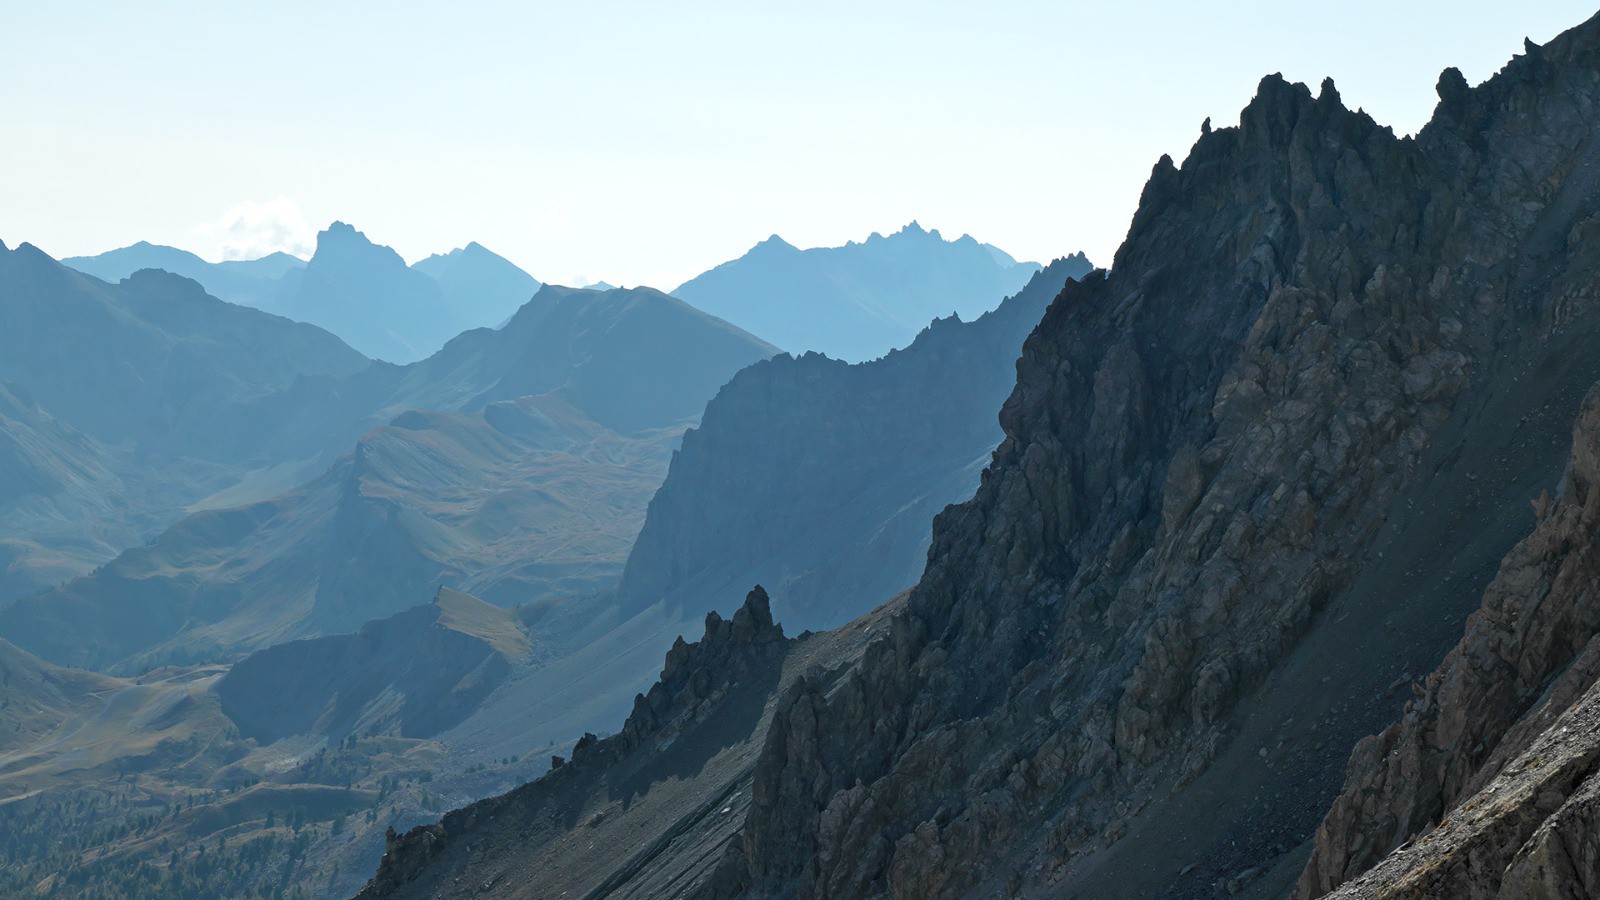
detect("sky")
(2, 2), (1595, 289)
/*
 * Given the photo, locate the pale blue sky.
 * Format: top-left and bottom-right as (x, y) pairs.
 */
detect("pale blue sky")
(2, 2), (1594, 287)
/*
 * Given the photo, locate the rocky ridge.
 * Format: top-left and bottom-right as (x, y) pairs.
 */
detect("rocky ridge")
(620, 257), (1087, 632)
(1298, 385), (1600, 897)
(349, 14), (1600, 899)
(701, 22), (1600, 897)
(672, 222), (1047, 362)
(359, 586), (813, 899)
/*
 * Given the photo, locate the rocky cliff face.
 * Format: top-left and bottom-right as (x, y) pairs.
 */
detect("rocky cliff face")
(706, 18), (1600, 899)
(360, 13), (1600, 899)
(620, 258), (1084, 633)
(1298, 388), (1600, 898)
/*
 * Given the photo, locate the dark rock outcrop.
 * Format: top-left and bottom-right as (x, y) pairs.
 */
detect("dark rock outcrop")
(620, 258), (1088, 633)
(363, 13), (1600, 899)
(1300, 385), (1600, 897)
(358, 586), (818, 899)
(706, 21), (1600, 896)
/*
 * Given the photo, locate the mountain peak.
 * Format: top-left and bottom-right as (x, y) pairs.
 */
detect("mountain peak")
(750, 234), (797, 254)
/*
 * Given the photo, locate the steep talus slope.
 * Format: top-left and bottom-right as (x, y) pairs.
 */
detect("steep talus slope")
(360, 587), (904, 900)
(672, 223), (1048, 362)
(216, 588), (530, 743)
(358, 15), (1600, 899)
(620, 258), (1085, 632)
(1298, 384), (1600, 899)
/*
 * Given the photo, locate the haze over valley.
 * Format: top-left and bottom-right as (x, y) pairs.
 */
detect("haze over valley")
(8, 5), (1600, 900)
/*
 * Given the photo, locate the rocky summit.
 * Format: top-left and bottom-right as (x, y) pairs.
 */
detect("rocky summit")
(363, 12), (1600, 900)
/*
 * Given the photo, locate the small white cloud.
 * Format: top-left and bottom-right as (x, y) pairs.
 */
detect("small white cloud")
(195, 197), (315, 261)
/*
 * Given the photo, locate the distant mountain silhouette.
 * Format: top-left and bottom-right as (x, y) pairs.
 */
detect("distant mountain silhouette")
(270, 222), (459, 362)
(0, 283), (778, 671)
(672, 222), (1052, 362)
(62, 241), (301, 306)
(412, 242), (541, 333)
(66, 227), (544, 363)
(0, 241), (366, 454)
(0, 242), (368, 600)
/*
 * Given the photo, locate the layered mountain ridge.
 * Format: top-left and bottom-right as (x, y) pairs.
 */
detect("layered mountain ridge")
(672, 222), (1048, 362)
(0, 243), (370, 600)
(65, 227), (543, 364)
(0, 284), (777, 672)
(364, 14), (1600, 899)
(621, 255), (1089, 633)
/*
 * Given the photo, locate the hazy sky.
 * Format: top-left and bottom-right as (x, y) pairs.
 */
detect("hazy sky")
(3, 2), (1594, 288)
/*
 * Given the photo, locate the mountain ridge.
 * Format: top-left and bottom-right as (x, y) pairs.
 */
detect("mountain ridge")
(671, 222), (1047, 362)
(620, 255), (1089, 632)
(361, 13), (1600, 899)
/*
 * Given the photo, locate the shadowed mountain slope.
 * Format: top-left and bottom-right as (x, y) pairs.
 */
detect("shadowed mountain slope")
(364, 14), (1600, 899)
(620, 257), (1085, 633)
(1300, 381), (1600, 899)
(217, 587), (531, 743)
(223, 283), (781, 469)
(358, 587), (903, 900)
(672, 222), (1057, 362)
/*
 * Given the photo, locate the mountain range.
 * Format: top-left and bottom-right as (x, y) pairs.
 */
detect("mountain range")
(0, 202), (1087, 894)
(65, 225), (543, 363)
(0, 241), (369, 603)
(672, 221), (1046, 362)
(364, 14), (1600, 900)
(25, 15), (1600, 900)
(65, 221), (1046, 368)
(622, 254), (1090, 633)
(0, 279), (777, 672)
